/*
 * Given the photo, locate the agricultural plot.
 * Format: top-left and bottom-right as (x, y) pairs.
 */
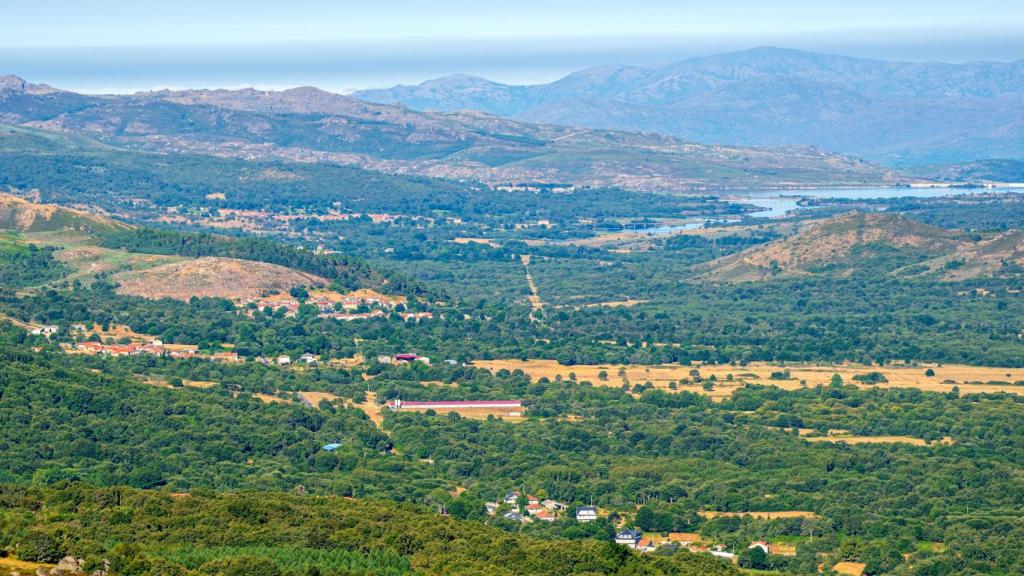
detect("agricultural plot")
(473, 359), (1024, 400)
(298, 391), (341, 408)
(698, 511), (820, 520)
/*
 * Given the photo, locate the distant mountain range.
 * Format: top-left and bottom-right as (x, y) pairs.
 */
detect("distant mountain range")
(0, 74), (903, 191)
(355, 47), (1024, 167)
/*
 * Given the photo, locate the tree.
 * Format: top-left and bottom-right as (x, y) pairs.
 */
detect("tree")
(739, 546), (768, 569)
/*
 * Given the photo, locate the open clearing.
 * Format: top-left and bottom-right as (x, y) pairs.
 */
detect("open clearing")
(55, 245), (184, 285)
(699, 511), (819, 520)
(114, 256), (327, 301)
(350, 391), (386, 429)
(452, 237), (501, 248)
(299, 391), (341, 408)
(803, 434), (953, 446)
(832, 561), (867, 576)
(394, 406), (526, 422)
(0, 557), (54, 574)
(473, 359), (1024, 400)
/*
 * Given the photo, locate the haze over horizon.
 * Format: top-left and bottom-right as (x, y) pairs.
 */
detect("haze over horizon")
(2, 0), (1022, 94)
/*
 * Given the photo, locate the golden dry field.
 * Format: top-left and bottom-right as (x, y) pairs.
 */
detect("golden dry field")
(0, 557), (54, 574)
(395, 406), (527, 422)
(699, 511), (820, 520)
(298, 391), (341, 407)
(802, 434), (953, 446)
(350, 391), (386, 429)
(473, 359), (1024, 400)
(832, 561), (867, 576)
(452, 237), (501, 248)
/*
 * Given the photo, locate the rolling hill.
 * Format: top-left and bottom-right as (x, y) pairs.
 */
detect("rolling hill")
(0, 192), (128, 234)
(0, 194), (391, 297)
(703, 212), (1024, 282)
(113, 256), (328, 301)
(355, 47), (1024, 167)
(0, 74), (903, 190)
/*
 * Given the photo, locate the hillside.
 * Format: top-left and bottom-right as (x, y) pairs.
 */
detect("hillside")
(0, 485), (737, 576)
(113, 256), (328, 301)
(0, 195), (397, 297)
(702, 212), (966, 281)
(0, 76), (903, 190)
(0, 192), (128, 234)
(910, 159), (1024, 183)
(355, 47), (1024, 167)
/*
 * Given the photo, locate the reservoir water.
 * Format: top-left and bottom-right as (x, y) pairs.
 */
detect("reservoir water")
(733, 186), (1024, 218)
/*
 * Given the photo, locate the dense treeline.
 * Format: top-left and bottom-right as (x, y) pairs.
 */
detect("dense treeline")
(98, 228), (424, 295)
(0, 237), (67, 289)
(0, 484), (738, 576)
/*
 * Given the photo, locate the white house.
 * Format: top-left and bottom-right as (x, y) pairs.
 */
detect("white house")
(542, 499), (567, 511)
(710, 545), (735, 559)
(300, 352), (318, 365)
(277, 355), (291, 366)
(749, 541), (771, 554)
(503, 490), (521, 506)
(615, 529), (642, 548)
(576, 505), (598, 522)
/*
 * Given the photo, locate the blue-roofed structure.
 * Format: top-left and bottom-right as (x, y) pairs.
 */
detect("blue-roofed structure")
(322, 443), (342, 451)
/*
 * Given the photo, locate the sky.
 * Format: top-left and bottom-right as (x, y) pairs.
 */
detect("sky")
(1, 0), (1023, 93)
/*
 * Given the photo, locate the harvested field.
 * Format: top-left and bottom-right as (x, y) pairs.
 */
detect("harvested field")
(114, 256), (327, 301)
(771, 543), (798, 556)
(833, 561), (867, 576)
(452, 237), (501, 248)
(252, 393), (290, 405)
(473, 359), (1024, 400)
(699, 511), (820, 520)
(139, 376), (216, 390)
(661, 532), (702, 544)
(803, 434), (953, 446)
(397, 406), (526, 422)
(299, 391), (341, 408)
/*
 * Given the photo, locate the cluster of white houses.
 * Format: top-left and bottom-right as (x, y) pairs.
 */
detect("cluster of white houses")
(614, 530), (773, 560)
(486, 491), (568, 523)
(247, 291), (431, 323)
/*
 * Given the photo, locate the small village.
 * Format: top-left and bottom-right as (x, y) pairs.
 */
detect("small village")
(484, 490), (777, 564)
(245, 288), (434, 323)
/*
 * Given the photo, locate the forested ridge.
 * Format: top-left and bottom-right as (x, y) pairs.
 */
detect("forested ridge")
(0, 484), (738, 576)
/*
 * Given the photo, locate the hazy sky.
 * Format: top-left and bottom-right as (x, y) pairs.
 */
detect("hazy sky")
(2, 0), (1022, 93)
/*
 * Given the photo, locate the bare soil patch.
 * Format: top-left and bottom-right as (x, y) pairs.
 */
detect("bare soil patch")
(114, 256), (327, 301)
